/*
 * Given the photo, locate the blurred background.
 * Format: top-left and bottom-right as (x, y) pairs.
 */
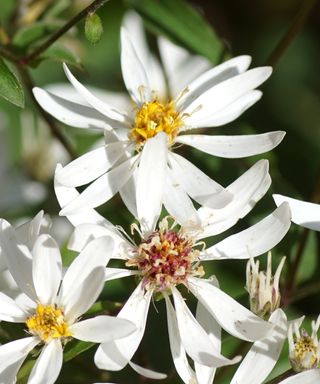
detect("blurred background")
(0, 0), (319, 383)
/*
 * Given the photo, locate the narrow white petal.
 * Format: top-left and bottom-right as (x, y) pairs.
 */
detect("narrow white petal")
(176, 131), (285, 158)
(202, 203), (291, 260)
(63, 267), (105, 323)
(129, 361), (167, 380)
(33, 87), (113, 130)
(70, 315), (136, 342)
(0, 292), (27, 322)
(188, 277), (272, 341)
(54, 164), (110, 227)
(183, 67), (272, 126)
(172, 287), (241, 367)
(105, 268), (139, 281)
(177, 55), (252, 110)
(28, 340), (63, 384)
(169, 153), (232, 209)
(59, 155), (138, 215)
(15, 211), (45, 249)
(279, 369), (320, 384)
(63, 64), (128, 122)
(0, 219), (36, 300)
(121, 28), (151, 105)
(56, 142), (131, 187)
(273, 194), (320, 231)
(198, 159), (271, 238)
(231, 309), (288, 384)
(0, 337), (39, 371)
(60, 236), (114, 307)
(32, 234), (62, 305)
(136, 132), (168, 233)
(119, 168), (138, 218)
(94, 283), (151, 371)
(165, 295), (197, 384)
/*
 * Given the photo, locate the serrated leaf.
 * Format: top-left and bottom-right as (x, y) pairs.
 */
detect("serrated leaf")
(63, 339), (95, 362)
(127, 0), (223, 63)
(36, 44), (82, 69)
(12, 22), (60, 48)
(0, 58), (24, 107)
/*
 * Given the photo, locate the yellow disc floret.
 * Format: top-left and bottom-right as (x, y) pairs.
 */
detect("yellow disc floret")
(26, 304), (71, 343)
(129, 100), (182, 149)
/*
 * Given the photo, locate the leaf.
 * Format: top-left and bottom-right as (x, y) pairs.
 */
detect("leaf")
(0, 58), (24, 107)
(86, 300), (122, 316)
(127, 0), (223, 63)
(63, 339), (95, 362)
(36, 44), (82, 69)
(12, 22), (61, 49)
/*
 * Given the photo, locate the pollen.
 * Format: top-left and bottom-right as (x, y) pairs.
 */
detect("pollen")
(290, 335), (319, 371)
(127, 218), (204, 292)
(26, 304), (71, 343)
(129, 100), (182, 149)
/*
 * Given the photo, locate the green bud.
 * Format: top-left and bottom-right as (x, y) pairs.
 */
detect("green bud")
(85, 12), (103, 45)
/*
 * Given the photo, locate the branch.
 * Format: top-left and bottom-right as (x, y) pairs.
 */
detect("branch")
(20, 0), (110, 66)
(264, 369), (295, 384)
(265, 0), (318, 67)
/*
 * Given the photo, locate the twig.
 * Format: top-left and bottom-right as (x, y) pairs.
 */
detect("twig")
(265, 0), (318, 67)
(19, 0), (110, 66)
(264, 369), (295, 384)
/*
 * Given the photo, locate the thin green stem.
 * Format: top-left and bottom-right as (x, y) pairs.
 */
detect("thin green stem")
(266, 0), (318, 67)
(19, 0), (110, 66)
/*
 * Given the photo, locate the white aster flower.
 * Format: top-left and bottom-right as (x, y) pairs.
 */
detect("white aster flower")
(53, 158), (291, 379)
(274, 194), (320, 231)
(0, 220), (136, 384)
(33, 11), (285, 228)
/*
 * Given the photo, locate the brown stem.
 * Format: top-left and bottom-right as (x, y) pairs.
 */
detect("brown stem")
(265, 0), (318, 67)
(19, 0), (110, 66)
(264, 369), (295, 384)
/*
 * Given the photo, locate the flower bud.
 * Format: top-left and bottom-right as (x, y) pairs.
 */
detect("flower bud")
(85, 12), (103, 45)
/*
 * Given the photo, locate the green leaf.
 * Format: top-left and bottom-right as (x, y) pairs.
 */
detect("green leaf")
(63, 339), (95, 362)
(36, 44), (82, 69)
(127, 0), (223, 63)
(85, 13), (104, 45)
(0, 58), (24, 107)
(12, 22), (60, 48)
(86, 300), (122, 315)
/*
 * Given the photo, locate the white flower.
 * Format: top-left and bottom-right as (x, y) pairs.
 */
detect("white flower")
(274, 194), (320, 231)
(53, 158), (292, 379)
(33, 12), (285, 228)
(0, 220), (136, 384)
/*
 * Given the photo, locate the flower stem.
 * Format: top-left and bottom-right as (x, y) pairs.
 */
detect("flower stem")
(265, 0), (318, 67)
(264, 369), (295, 384)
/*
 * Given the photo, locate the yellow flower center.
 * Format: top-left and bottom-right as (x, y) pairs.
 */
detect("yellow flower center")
(291, 336), (319, 371)
(26, 304), (71, 343)
(126, 219), (204, 292)
(129, 100), (182, 149)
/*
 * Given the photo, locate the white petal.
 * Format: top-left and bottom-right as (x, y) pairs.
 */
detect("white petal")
(163, 169), (200, 227)
(165, 295), (197, 384)
(54, 164), (110, 227)
(201, 203), (291, 260)
(176, 55), (252, 111)
(0, 337), (38, 372)
(15, 210), (45, 249)
(176, 131), (285, 158)
(198, 159), (271, 238)
(70, 315), (136, 342)
(59, 236), (114, 309)
(63, 64), (128, 123)
(121, 28), (151, 105)
(28, 339), (63, 384)
(169, 153), (232, 209)
(105, 268), (139, 281)
(231, 308), (288, 384)
(273, 194), (320, 231)
(183, 67), (272, 126)
(172, 287), (241, 367)
(63, 267), (105, 323)
(59, 155), (138, 215)
(33, 87), (113, 130)
(278, 369), (320, 384)
(129, 361), (167, 380)
(94, 283), (151, 371)
(56, 142), (131, 187)
(136, 132), (168, 233)
(119, 168), (138, 218)
(32, 234), (62, 305)
(0, 292), (27, 322)
(188, 277), (272, 341)
(0, 219), (36, 300)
